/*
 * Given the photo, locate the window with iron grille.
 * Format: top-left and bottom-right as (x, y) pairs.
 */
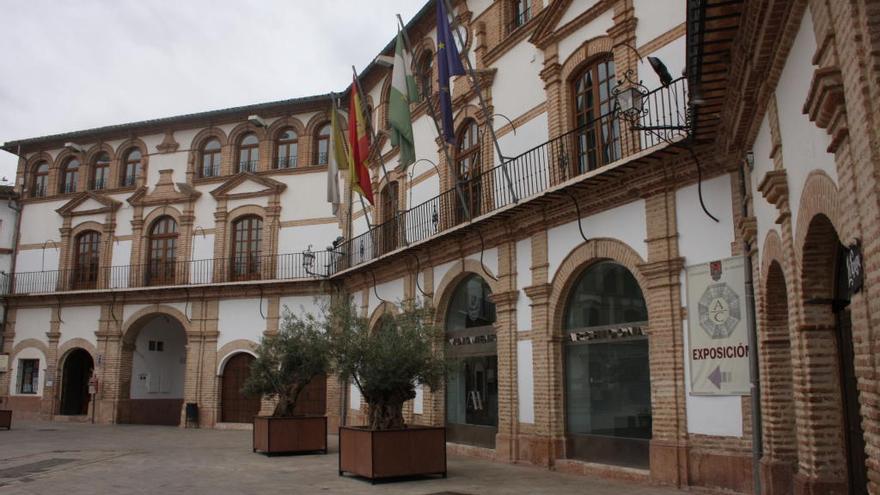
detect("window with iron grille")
(200, 138), (222, 178)
(315, 124), (330, 165)
(60, 158), (80, 194)
(238, 133), (259, 172)
(91, 152), (110, 190)
(121, 148), (142, 187)
(31, 162), (49, 198)
(275, 128), (298, 169)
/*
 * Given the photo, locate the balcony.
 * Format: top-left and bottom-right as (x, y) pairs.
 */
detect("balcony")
(2, 251), (337, 295)
(238, 160), (258, 173)
(275, 155), (297, 169)
(1, 78), (687, 296)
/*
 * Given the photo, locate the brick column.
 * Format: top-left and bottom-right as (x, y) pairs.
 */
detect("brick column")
(639, 190), (688, 487)
(95, 301), (124, 424)
(42, 312), (61, 418)
(0, 308), (17, 405)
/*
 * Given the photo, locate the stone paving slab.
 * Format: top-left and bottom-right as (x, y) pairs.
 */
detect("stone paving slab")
(0, 421), (689, 494)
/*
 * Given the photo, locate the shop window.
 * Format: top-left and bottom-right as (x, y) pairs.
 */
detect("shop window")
(563, 261), (650, 468)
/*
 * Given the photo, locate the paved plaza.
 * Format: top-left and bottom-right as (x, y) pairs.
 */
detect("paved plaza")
(0, 421), (691, 494)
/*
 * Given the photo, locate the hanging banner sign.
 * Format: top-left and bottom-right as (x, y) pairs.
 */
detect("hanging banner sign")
(686, 256), (751, 395)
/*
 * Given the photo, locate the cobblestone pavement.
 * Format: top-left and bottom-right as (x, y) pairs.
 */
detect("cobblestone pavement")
(0, 421), (690, 495)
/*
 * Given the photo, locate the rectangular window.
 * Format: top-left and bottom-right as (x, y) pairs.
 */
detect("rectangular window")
(18, 359), (39, 394)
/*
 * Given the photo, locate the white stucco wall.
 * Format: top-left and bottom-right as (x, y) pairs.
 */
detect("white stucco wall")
(58, 305), (100, 347)
(558, 7), (614, 64)
(123, 302), (190, 324)
(547, 199), (648, 279)
(369, 277), (405, 314)
(279, 295), (327, 320)
(130, 317), (187, 399)
(13, 307), (52, 345)
(517, 339), (535, 423)
(774, 8), (837, 242)
(217, 298), (268, 349)
(18, 201), (63, 245)
(492, 43), (545, 129)
(634, 0), (685, 46)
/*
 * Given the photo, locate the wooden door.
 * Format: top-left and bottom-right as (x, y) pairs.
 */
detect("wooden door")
(221, 353), (261, 423)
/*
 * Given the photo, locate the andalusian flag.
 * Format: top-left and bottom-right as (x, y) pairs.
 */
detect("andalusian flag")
(348, 76), (375, 205)
(389, 28), (418, 169)
(327, 96), (347, 216)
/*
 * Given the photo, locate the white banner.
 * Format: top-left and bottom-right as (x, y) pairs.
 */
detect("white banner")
(686, 256), (751, 396)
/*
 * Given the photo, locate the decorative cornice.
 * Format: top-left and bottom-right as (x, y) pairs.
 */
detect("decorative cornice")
(523, 283), (552, 303)
(803, 66), (848, 153)
(156, 130), (179, 154)
(737, 216), (757, 246)
(209, 172), (287, 200)
(488, 289), (519, 307)
(757, 169), (790, 224)
(127, 169), (201, 207)
(55, 191), (122, 218)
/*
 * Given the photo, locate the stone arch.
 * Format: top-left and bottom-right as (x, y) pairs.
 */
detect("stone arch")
(11, 339), (50, 361)
(453, 104), (486, 129)
(56, 344), (96, 416)
(548, 237), (648, 335)
(559, 36), (614, 132)
(305, 111), (331, 166)
(368, 301), (399, 331)
(115, 137), (150, 187)
(433, 259), (501, 331)
(24, 151), (55, 197)
(54, 148), (85, 193)
(216, 340), (258, 375)
(266, 116), (307, 170)
(188, 127), (229, 177)
(84, 142), (117, 167)
(57, 339), (98, 362)
(121, 305), (192, 345)
(227, 121), (267, 145)
(189, 127), (229, 151)
(117, 306), (190, 426)
(140, 206), (185, 273)
(378, 73), (393, 132)
(795, 170), (842, 258)
(761, 229), (785, 278)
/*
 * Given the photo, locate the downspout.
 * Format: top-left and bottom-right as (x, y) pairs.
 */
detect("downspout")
(739, 160), (762, 495)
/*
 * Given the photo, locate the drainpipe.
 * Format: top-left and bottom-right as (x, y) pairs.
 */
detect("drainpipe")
(739, 160), (762, 495)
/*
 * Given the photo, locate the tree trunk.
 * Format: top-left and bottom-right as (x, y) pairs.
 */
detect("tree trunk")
(366, 389), (414, 430)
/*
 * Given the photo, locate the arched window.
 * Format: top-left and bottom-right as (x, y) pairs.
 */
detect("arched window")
(445, 274), (498, 448)
(563, 261), (650, 468)
(200, 138), (222, 178)
(121, 148), (142, 187)
(417, 52), (433, 101)
(73, 230), (101, 289)
(237, 133), (259, 173)
(315, 124), (330, 165)
(231, 215), (263, 281)
(275, 128), (298, 169)
(455, 119), (482, 223)
(31, 162), (49, 198)
(60, 158), (80, 194)
(147, 216), (178, 285)
(380, 181), (399, 254)
(571, 56), (619, 176)
(90, 152), (110, 191)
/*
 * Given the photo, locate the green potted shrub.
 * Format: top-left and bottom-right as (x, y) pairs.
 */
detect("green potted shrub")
(245, 309), (330, 455)
(329, 298), (447, 481)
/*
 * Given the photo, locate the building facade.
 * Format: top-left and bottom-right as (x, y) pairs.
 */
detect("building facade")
(1, 0), (879, 494)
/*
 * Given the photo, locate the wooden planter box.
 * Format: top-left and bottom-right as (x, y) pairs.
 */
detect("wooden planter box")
(339, 425), (446, 481)
(252, 416), (327, 455)
(0, 410), (10, 430)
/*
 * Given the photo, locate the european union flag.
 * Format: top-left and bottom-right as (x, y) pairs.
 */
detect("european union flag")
(436, 0), (465, 144)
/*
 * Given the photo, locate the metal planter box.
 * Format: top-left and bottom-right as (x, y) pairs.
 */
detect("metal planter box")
(252, 416), (327, 455)
(0, 410), (10, 430)
(338, 425), (447, 481)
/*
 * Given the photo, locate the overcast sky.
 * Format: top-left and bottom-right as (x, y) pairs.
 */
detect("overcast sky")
(0, 0), (424, 181)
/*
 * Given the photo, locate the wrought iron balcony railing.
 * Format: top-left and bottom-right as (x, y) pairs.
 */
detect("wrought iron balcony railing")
(275, 155), (298, 169)
(238, 160), (258, 173)
(1, 251), (339, 295)
(0, 78), (687, 295)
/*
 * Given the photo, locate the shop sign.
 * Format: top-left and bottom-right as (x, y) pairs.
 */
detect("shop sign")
(846, 240), (863, 295)
(686, 256), (751, 396)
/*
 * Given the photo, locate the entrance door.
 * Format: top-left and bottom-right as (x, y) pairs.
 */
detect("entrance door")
(60, 349), (93, 415)
(835, 247), (868, 495)
(221, 353), (261, 423)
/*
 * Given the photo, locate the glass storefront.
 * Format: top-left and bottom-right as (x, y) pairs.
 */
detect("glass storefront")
(445, 274), (498, 448)
(563, 261), (651, 468)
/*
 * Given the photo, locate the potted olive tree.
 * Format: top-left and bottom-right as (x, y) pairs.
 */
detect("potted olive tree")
(329, 298), (447, 481)
(245, 309), (330, 455)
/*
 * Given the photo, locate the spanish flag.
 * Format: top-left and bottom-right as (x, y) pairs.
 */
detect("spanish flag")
(348, 75), (374, 205)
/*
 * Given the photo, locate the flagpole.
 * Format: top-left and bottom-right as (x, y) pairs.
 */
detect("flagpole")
(396, 14), (472, 221)
(442, 0), (518, 203)
(350, 66), (393, 188)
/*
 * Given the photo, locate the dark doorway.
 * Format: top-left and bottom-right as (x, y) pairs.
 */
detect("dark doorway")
(835, 245), (868, 495)
(60, 349), (93, 416)
(221, 353), (261, 423)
